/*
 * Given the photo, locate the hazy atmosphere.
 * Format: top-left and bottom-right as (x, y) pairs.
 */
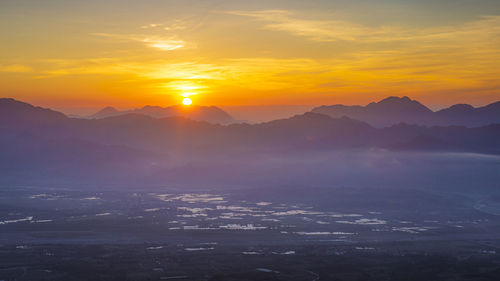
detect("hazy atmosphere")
(1, 1), (500, 280)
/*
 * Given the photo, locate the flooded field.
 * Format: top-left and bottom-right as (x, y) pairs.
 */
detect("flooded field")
(2, 184), (500, 280)
(1, 185), (499, 245)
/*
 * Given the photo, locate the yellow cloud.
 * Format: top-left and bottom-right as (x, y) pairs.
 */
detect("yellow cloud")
(0, 64), (33, 73)
(8, 12), (499, 106)
(30, 49), (499, 100)
(92, 33), (188, 51)
(140, 19), (191, 31)
(226, 10), (500, 45)
(225, 10), (398, 42)
(142, 38), (185, 51)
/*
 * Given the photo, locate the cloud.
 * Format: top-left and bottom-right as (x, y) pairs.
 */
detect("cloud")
(142, 38), (185, 51)
(0, 64), (33, 73)
(28, 10), (500, 102)
(141, 23), (163, 29)
(32, 57), (328, 93)
(32, 49), (499, 96)
(92, 32), (187, 51)
(225, 10), (397, 42)
(226, 10), (500, 45)
(140, 19), (190, 31)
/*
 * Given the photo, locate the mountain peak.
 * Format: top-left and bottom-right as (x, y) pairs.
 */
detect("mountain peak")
(450, 104), (474, 110)
(100, 106), (118, 113)
(1, 97), (34, 109)
(89, 106), (120, 119)
(367, 96), (432, 113)
(312, 96), (500, 127)
(377, 96), (417, 105)
(141, 105), (163, 110)
(439, 104), (474, 113)
(380, 96), (411, 102)
(87, 103), (234, 124)
(0, 97), (67, 125)
(298, 111), (332, 120)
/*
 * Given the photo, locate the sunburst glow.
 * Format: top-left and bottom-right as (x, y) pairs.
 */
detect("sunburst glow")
(1, 1), (499, 109)
(182, 97), (193, 105)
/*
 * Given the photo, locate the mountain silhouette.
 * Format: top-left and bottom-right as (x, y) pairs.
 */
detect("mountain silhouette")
(2, 97), (499, 154)
(366, 96), (432, 114)
(89, 104), (234, 124)
(434, 101), (500, 127)
(1, 98), (500, 184)
(0, 98), (67, 127)
(312, 96), (500, 127)
(90, 106), (120, 119)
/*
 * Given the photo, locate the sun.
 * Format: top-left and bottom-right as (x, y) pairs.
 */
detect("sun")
(182, 97), (193, 105)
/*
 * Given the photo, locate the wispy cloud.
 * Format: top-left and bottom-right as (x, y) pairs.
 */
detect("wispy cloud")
(141, 19), (190, 31)
(32, 57), (325, 91)
(16, 49), (500, 106)
(0, 64), (33, 73)
(19, 11), (500, 104)
(142, 38), (185, 51)
(92, 32), (188, 51)
(225, 10), (396, 42)
(141, 23), (163, 29)
(226, 10), (500, 44)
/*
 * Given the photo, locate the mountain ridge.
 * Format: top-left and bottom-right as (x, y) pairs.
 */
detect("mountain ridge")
(88, 104), (234, 125)
(1, 97), (499, 155)
(1, 97), (500, 184)
(312, 96), (500, 127)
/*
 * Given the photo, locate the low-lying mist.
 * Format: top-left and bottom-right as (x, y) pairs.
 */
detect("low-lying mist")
(160, 150), (500, 192)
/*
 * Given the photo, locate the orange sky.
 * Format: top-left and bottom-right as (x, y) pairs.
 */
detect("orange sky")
(1, 0), (500, 115)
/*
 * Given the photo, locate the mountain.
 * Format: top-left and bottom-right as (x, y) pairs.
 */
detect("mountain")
(1, 98), (500, 184)
(89, 106), (120, 119)
(365, 96), (432, 114)
(435, 101), (500, 127)
(0, 98), (67, 127)
(312, 96), (432, 127)
(312, 96), (500, 127)
(2, 98), (500, 155)
(89, 104), (234, 124)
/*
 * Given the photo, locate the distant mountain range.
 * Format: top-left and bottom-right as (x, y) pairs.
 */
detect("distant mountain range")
(1, 97), (500, 184)
(2, 97), (500, 155)
(89, 104), (234, 125)
(312, 96), (500, 127)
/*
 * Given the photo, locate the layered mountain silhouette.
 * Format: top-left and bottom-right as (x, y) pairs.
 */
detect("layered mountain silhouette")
(2, 97), (500, 154)
(1, 97), (500, 183)
(89, 104), (234, 124)
(0, 98), (67, 126)
(312, 96), (500, 127)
